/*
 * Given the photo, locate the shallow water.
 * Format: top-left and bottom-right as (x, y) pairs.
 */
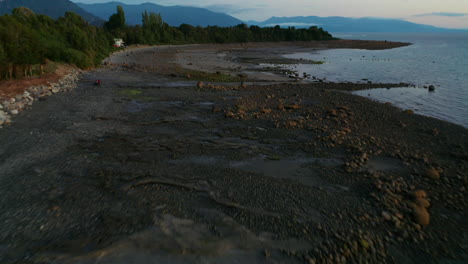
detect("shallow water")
(284, 33), (468, 128)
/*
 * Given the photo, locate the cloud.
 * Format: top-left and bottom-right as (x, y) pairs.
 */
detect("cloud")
(415, 12), (468, 17)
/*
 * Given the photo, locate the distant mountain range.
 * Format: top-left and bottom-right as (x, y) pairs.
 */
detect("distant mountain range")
(0, 0), (465, 32)
(0, 0), (104, 25)
(248, 16), (467, 32)
(76, 1), (243, 27)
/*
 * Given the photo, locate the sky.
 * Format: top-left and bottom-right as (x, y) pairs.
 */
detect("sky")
(72, 0), (468, 29)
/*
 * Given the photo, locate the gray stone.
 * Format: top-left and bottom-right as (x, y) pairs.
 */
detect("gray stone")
(0, 111), (6, 122)
(0, 103), (3, 109)
(10, 109), (19, 115)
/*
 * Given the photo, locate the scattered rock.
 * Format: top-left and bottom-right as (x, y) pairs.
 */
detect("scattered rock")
(0, 111), (6, 125)
(10, 110), (19, 115)
(342, 128), (352, 133)
(260, 108), (272, 114)
(382, 211), (392, 221)
(425, 168), (440, 180)
(413, 206), (430, 226)
(413, 190), (427, 199)
(197, 81), (204, 89)
(328, 109), (338, 117)
(403, 109), (414, 115)
(285, 104), (301, 110)
(287, 120), (298, 127)
(415, 198), (430, 208)
(428, 85), (435, 91)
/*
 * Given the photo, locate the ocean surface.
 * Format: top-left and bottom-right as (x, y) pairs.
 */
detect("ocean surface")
(284, 32), (468, 128)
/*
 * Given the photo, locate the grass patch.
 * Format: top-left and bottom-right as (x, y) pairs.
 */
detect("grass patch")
(118, 89), (159, 101)
(184, 69), (244, 82)
(119, 89), (143, 96)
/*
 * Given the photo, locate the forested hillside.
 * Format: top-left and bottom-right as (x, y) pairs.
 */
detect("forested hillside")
(0, 8), (112, 80)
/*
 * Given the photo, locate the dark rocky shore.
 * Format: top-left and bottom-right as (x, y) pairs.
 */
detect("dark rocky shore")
(0, 41), (466, 263)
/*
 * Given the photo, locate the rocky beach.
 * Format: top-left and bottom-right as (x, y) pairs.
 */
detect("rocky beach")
(0, 40), (466, 263)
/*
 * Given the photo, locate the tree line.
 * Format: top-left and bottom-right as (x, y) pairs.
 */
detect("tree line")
(109, 7), (333, 45)
(0, 6), (334, 80)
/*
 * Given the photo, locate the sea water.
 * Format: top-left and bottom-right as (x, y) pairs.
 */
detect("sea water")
(284, 33), (468, 128)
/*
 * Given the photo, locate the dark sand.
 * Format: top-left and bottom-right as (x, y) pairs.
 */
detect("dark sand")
(0, 41), (466, 263)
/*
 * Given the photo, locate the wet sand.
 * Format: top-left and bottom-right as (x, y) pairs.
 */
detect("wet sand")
(0, 41), (466, 263)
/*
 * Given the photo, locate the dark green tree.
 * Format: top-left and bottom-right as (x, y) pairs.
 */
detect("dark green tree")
(104, 5), (126, 37)
(142, 11), (164, 44)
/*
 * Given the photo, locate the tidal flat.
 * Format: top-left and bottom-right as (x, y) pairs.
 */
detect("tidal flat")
(0, 40), (466, 263)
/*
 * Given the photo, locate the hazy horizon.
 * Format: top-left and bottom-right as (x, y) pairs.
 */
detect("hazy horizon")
(72, 0), (468, 29)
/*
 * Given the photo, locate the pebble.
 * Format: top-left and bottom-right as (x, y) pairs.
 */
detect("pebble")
(0, 111), (6, 122)
(10, 110), (19, 115)
(381, 211), (392, 221)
